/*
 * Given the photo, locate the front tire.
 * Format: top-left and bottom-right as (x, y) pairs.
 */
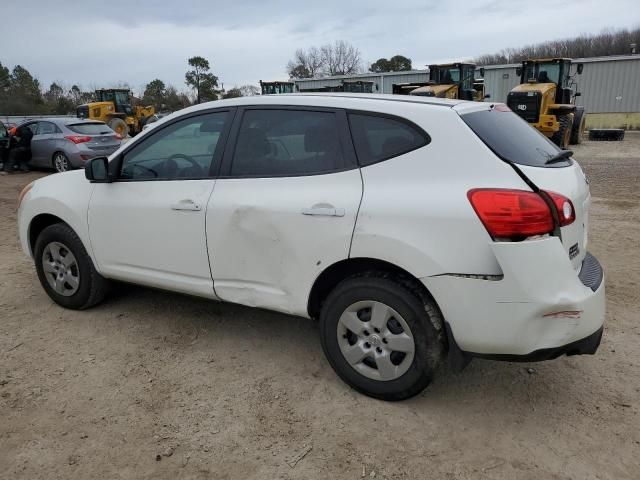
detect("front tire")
(319, 274), (444, 401)
(34, 223), (109, 310)
(108, 118), (129, 138)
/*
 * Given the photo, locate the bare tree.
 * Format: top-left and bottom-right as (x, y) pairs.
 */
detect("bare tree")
(287, 47), (324, 78)
(286, 41), (362, 78)
(321, 40), (362, 76)
(476, 26), (640, 65)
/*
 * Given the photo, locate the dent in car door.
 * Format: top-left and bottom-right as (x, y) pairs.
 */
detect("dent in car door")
(206, 107), (362, 317)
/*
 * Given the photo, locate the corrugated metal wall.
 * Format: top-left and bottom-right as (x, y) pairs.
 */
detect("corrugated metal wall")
(480, 66), (519, 103)
(575, 58), (640, 113)
(295, 72), (429, 94)
(293, 56), (640, 113)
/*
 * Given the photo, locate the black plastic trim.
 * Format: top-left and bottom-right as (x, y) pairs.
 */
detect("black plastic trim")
(579, 252), (604, 292)
(469, 326), (603, 362)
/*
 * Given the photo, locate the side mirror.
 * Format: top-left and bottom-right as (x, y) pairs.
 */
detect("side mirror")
(515, 67), (522, 76)
(484, 94), (491, 99)
(479, 67), (485, 77)
(577, 63), (584, 75)
(574, 92), (582, 97)
(85, 156), (110, 183)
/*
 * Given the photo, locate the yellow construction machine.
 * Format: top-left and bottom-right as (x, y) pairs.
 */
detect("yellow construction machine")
(410, 63), (488, 101)
(507, 58), (585, 148)
(76, 89), (155, 137)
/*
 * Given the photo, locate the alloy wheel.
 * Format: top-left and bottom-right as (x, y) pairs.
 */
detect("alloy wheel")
(54, 154), (70, 172)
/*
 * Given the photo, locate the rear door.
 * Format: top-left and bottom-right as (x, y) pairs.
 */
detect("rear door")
(206, 106), (362, 316)
(460, 105), (590, 270)
(32, 121), (60, 167)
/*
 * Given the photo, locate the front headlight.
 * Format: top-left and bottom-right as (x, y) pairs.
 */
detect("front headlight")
(17, 181), (34, 209)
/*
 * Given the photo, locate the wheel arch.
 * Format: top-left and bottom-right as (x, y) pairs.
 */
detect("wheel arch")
(307, 257), (439, 320)
(28, 213), (70, 255)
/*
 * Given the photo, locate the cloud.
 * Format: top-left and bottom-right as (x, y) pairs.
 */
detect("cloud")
(2, 0), (638, 95)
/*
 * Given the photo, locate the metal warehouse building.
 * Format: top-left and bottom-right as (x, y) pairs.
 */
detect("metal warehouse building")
(293, 55), (640, 129)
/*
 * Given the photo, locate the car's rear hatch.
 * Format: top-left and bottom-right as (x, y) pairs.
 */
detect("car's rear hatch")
(458, 104), (590, 271)
(66, 122), (121, 154)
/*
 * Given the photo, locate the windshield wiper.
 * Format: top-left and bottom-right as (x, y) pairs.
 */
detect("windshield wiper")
(545, 150), (573, 165)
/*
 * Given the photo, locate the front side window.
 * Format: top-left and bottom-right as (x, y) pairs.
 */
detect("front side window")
(230, 109), (347, 177)
(120, 111), (229, 180)
(348, 113), (429, 167)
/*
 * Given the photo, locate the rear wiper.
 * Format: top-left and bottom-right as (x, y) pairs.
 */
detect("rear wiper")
(545, 149), (573, 165)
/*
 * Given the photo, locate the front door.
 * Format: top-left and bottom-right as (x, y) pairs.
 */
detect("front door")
(88, 109), (234, 298)
(206, 107), (362, 316)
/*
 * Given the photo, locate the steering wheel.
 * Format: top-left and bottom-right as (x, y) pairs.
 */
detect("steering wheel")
(166, 153), (204, 177)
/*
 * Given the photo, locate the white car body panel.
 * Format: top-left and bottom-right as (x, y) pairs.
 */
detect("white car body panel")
(18, 170), (95, 259)
(88, 180), (218, 299)
(206, 170), (362, 316)
(423, 237), (604, 354)
(351, 105), (528, 278)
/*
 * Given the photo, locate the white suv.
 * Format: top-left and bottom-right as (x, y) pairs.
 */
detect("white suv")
(17, 94), (605, 400)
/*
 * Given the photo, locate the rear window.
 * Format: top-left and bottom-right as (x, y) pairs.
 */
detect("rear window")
(461, 108), (564, 167)
(348, 113), (429, 166)
(67, 122), (113, 135)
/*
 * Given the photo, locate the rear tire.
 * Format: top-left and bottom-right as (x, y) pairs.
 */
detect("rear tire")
(570, 107), (586, 145)
(551, 114), (573, 149)
(52, 152), (71, 173)
(319, 273), (444, 401)
(108, 118), (129, 138)
(34, 223), (109, 310)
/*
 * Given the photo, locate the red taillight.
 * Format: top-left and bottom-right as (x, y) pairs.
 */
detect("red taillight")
(545, 191), (575, 227)
(65, 135), (91, 144)
(468, 189), (554, 239)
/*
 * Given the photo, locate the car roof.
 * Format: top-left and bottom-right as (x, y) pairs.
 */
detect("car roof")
(179, 92), (473, 117)
(20, 118), (106, 126)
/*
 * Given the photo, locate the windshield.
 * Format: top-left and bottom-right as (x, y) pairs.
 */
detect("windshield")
(98, 90), (129, 104)
(431, 66), (460, 84)
(261, 83), (294, 94)
(461, 107), (568, 167)
(524, 62), (560, 84)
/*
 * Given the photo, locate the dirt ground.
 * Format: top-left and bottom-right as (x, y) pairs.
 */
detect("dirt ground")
(1, 134), (639, 480)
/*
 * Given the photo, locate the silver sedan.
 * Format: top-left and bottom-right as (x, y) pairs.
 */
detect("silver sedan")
(20, 118), (122, 173)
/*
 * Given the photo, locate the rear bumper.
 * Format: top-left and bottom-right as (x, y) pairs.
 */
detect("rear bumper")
(469, 325), (603, 362)
(422, 237), (605, 357)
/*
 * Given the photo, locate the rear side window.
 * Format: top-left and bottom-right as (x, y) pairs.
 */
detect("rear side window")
(461, 108), (564, 167)
(348, 113), (429, 166)
(67, 122), (112, 135)
(230, 109), (347, 177)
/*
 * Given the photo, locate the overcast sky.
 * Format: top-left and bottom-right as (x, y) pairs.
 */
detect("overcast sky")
(3, 0), (638, 95)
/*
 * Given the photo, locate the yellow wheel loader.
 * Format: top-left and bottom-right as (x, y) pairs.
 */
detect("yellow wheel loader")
(76, 89), (155, 138)
(507, 58), (585, 148)
(409, 63), (489, 101)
